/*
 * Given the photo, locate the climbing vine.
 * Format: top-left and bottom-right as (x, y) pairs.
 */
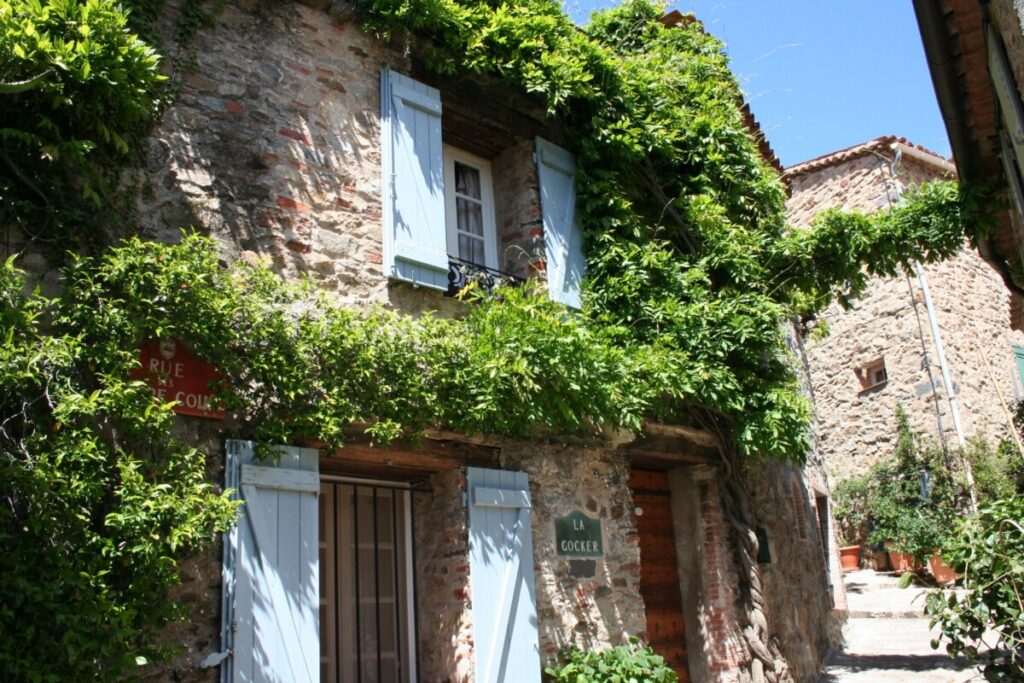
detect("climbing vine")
(0, 0), (993, 678)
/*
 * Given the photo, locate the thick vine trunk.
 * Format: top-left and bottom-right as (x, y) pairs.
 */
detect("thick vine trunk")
(699, 410), (793, 683)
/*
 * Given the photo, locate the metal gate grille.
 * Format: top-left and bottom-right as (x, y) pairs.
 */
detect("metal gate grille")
(319, 481), (416, 683)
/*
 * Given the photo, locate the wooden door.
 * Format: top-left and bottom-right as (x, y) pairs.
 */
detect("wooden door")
(630, 469), (689, 682)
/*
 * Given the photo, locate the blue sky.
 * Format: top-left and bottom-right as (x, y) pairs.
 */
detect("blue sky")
(566, 1), (951, 169)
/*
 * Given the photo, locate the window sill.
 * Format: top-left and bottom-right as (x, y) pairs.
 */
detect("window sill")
(858, 380), (888, 394)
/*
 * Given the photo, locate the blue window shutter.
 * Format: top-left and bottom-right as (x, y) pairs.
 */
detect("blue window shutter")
(467, 467), (541, 683)
(536, 137), (584, 309)
(381, 68), (449, 290)
(1014, 346), (1024, 389)
(221, 441), (320, 683)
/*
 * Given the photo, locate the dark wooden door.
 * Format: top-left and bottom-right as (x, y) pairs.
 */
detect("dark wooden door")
(629, 469), (689, 682)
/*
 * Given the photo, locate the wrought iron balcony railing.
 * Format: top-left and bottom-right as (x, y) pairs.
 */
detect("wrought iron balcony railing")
(446, 257), (524, 298)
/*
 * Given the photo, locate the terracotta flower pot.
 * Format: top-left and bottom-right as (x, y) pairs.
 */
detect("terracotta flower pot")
(887, 549), (922, 572)
(928, 554), (960, 584)
(839, 544), (861, 571)
(872, 550), (891, 572)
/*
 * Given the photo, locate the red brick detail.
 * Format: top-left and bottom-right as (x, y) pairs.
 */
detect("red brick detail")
(529, 227), (544, 238)
(365, 250), (383, 264)
(278, 128), (312, 144)
(255, 210), (277, 229)
(285, 240), (311, 254)
(276, 196), (311, 212)
(335, 196), (353, 209)
(528, 259), (547, 274)
(224, 101), (245, 115)
(284, 60), (312, 76)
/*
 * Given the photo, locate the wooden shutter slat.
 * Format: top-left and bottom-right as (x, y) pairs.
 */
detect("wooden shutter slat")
(473, 486), (532, 509)
(468, 467), (541, 683)
(536, 138), (584, 309)
(381, 69), (449, 290)
(241, 464), (319, 493)
(221, 441), (320, 683)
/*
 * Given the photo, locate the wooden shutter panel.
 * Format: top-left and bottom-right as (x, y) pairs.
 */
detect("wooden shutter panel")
(467, 467), (541, 683)
(381, 68), (450, 290)
(221, 441), (320, 683)
(536, 137), (585, 309)
(988, 24), (1024, 191)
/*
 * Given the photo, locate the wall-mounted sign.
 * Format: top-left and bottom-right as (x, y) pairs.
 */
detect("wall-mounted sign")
(555, 511), (603, 557)
(132, 339), (225, 419)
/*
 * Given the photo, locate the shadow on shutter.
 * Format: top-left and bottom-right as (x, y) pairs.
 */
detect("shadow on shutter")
(381, 69), (449, 290)
(221, 441), (320, 683)
(467, 467), (541, 683)
(536, 137), (584, 309)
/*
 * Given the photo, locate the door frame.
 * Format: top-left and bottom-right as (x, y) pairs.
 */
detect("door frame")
(319, 473), (420, 683)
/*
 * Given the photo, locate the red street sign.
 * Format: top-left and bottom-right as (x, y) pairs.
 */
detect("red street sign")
(132, 339), (225, 419)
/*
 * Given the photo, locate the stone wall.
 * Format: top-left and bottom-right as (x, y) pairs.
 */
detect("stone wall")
(493, 139), (546, 280)
(413, 468), (475, 682)
(746, 463), (840, 683)
(499, 445), (647, 664)
(671, 466), (753, 682)
(139, 418), (231, 682)
(788, 144), (1024, 483)
(115, 0), (550, 318)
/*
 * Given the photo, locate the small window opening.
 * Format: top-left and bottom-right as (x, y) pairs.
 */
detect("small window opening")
(856, 357), (888, 391)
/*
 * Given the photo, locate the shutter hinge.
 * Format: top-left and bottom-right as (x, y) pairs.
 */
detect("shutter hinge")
(461, 491), (468, 508)
(200, 650), (232, 668)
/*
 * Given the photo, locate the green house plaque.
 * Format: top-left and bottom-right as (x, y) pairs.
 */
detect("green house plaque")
(555, 511), (603, 557)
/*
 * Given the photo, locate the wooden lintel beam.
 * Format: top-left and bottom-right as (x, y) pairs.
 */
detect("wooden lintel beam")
(642, 421), (721, 449)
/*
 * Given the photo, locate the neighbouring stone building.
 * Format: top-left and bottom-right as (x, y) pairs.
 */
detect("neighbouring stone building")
(7, 2), (845, 681)
(787, 135), (1024, 484)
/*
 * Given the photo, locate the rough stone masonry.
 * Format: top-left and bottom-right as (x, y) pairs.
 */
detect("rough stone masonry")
(787, 136), (1024, 484)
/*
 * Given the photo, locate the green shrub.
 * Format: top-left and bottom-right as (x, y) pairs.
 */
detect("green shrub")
(0, 253), (238, 680)
(544, 639), (678, 683)
(964, 436), (1023, 501)
(1, 0), (165, 236)
(864, 408), (961, 562)
(926, 496), (1024, 681)
(832, 474), (872, 546)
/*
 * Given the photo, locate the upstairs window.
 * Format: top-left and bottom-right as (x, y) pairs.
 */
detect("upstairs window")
(380, 68), (583, 307)
(856, 357), (888, 392)
(444, 146), (497, 270)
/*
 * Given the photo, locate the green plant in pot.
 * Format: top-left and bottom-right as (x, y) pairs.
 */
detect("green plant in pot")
(833, 474), (871, 570)
(866, 408), (960, 570)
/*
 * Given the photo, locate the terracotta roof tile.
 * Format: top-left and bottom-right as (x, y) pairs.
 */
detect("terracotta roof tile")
(783, 136), (953, 177)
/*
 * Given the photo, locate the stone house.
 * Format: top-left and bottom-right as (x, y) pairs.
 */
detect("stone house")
(9, 2), (844, 681)
(787, 135), (1024, 485)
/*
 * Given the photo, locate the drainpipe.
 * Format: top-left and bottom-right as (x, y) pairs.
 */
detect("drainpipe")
(912, 261), (979, 513)
(883, 146), (979, 513)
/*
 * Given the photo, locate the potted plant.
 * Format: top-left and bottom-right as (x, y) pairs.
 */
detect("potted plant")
(838, 543), (861, 571)
(927, 551), (960, 584)
(833, 475), (871, 572)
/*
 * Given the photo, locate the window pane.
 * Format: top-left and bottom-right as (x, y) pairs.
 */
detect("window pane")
(454, 162), (481, 199)
(458, 235), (485, 264)
(456, 197), (483, 237)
